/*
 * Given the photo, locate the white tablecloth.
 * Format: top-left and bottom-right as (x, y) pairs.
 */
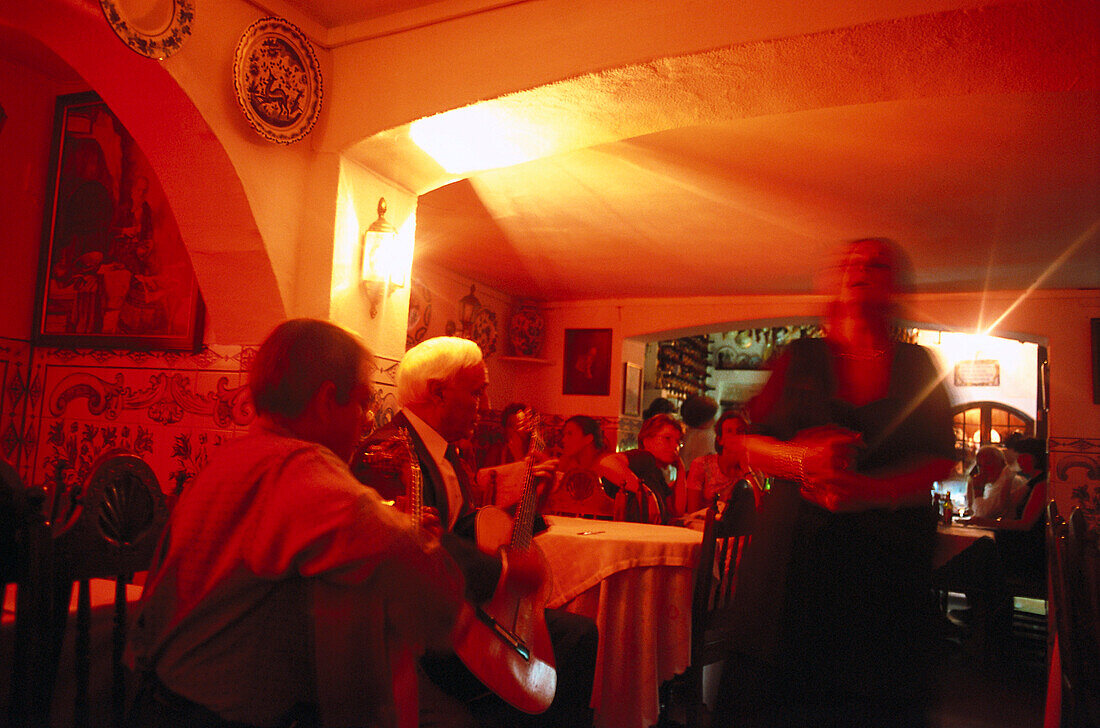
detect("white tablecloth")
(536, 516), (701, 728)
(934, 521), (996, 568)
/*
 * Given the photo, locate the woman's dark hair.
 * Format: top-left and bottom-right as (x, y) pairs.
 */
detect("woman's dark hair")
(680, 395), (718, 428)
(712, 411), (747, 454)
(1008, 436), (1047, 471)
(642, 397), (676, 420)
(564, 414), (606, 452)
(638, 413), (684, 447)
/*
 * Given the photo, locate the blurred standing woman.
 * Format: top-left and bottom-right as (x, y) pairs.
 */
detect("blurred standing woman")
(715, 239), (956, 728)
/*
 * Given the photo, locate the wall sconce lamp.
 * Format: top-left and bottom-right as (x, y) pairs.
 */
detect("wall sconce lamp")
(459, 284), (480, 338)
(360, 197), (401, 318)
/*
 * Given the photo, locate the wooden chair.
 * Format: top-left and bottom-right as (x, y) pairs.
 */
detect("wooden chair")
(2, 458), (45, 728)
(24, 451), (168, 728)
(679, 480), (757, 727)
(1062, 507), (1100, 727)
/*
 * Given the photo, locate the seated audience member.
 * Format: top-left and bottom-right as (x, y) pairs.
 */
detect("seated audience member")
(543, 415), (616, 518)
(966, 445), (1028, 519)
(969, 436), (1048, 582)
(127, 319), (464, 728)
(352, 336), (597, 728)
(679, 395), (719, 472)
(937, 438), (1049, 646)
(480, 402), (538, 469)
(598, 413), (684, 524)
(474, 403), (554, 509)
(683, 411), (754, 516)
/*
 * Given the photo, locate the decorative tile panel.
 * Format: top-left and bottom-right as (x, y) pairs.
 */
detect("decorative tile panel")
(25, 344), (254, 499)
(0, 337), (33, 476)
(1049, 436), (1100, 531)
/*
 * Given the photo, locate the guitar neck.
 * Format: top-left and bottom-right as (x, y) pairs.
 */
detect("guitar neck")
(511, 420), (544, 551)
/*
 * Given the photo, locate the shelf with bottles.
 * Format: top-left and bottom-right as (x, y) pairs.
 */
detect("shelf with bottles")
(656, 335), (711, 399)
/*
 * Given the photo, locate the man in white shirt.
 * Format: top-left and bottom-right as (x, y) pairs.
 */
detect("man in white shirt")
(966, 445), (1028, 519)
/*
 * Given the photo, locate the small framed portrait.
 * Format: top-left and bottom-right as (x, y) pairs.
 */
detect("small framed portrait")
(563, 328), (612, 396)
(33, 91), (204, 351)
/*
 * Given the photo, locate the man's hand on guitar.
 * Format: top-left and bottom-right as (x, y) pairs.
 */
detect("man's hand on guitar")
(418, 506), (443, 540)
(500, 546), (546, 593)
(530, 457), (559, 495)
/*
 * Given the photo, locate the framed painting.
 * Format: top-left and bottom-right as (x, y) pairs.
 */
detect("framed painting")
(1093, 318), (1100, 405)
(33, 91), (204, 351)
(622, 362), (642, 416)
(563, 328), (612, 396)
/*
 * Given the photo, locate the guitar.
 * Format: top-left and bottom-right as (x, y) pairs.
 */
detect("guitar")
(451, 415), (557, 714)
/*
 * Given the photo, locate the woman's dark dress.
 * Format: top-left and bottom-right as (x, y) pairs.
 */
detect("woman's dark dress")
(718, 338), (955, 727)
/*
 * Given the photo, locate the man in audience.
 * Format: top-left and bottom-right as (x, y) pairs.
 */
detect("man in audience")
(128, 319), (464, 728)
(353, 336), (598, 728)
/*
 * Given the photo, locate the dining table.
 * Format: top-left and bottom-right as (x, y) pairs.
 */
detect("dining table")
(934, 519), (996, 568)
(535, 515), (702, 728)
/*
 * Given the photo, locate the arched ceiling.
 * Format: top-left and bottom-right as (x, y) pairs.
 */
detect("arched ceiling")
(337, 0), (1099, 300)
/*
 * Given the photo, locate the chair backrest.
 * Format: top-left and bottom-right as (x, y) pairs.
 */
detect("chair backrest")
(3, 458), (41, 728)
(21, 451), (169, 728)
(61, 451), (168, 579)
(0, 458), (29, 588)
(1064, 507), (1100, 725)
(678, 481), (756, 726)
(691, 480), (756, 667)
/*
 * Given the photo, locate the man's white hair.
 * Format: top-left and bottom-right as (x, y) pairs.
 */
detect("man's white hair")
(397, 336), (484, 407)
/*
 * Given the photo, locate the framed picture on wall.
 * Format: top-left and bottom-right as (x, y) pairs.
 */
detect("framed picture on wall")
(563, 328), (612, 395)
(1092, 318), (1100, 405)
(33, 91), (204, 351)
(622, 362), (642, 416)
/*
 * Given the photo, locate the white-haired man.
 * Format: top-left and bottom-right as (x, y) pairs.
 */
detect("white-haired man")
(353, 336), (597, 728)
(128, 319), (464, 728)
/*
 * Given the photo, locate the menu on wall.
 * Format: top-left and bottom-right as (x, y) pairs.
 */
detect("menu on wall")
(954, 359), (1000, 386)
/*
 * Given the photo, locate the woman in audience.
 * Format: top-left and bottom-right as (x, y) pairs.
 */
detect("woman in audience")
(543, 415), (615, 518)
(683, 411), (754, 515)
(598, 413), (685, 524)
(481, 402), (537, 468)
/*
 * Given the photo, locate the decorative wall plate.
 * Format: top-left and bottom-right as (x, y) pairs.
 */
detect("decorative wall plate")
(233, 17), (323, 145)
(99, 0), (194, 60)
(470, 308), (498, 358)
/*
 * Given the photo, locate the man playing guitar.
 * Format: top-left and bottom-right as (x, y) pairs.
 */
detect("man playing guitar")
(352, 336), (597, 728)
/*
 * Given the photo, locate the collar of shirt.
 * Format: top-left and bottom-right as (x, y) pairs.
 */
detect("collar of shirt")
(401, 408), (463, 528)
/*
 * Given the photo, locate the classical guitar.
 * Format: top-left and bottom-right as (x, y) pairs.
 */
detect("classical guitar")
(451, 416), (556, 714)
